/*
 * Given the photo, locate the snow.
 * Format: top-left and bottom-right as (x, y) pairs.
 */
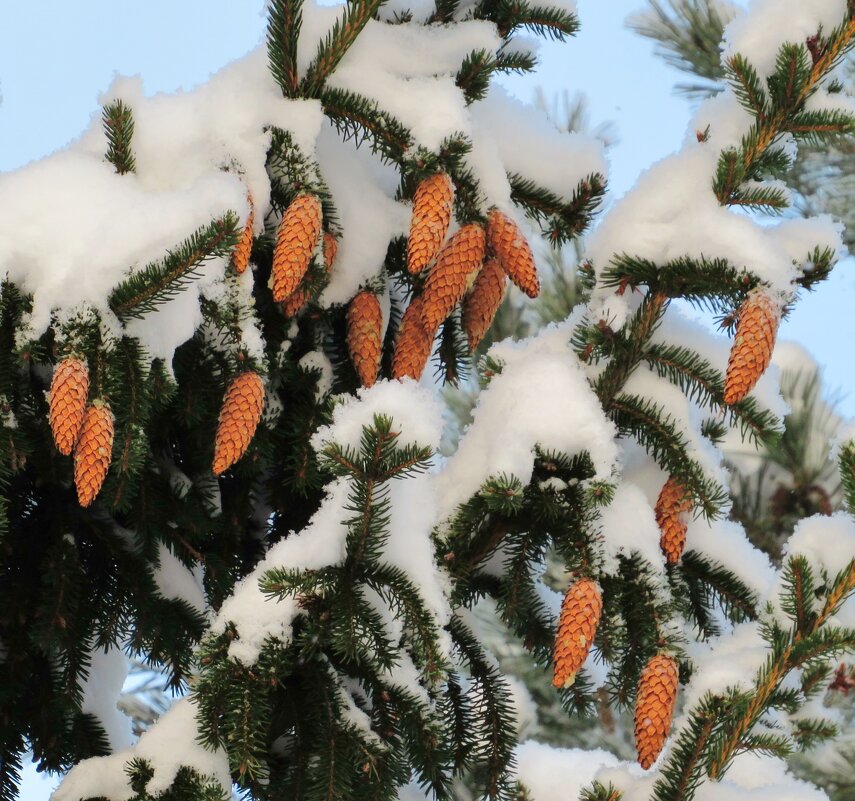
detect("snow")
(79, 646), (133, 752)
(515, 741), (620, 801)
(153, 541), (209, 618)
(597, 482), (665, 574)
(433, 319), (619, 521)
(784, 512), (855, 580)
(54, 699), (231, 801)
(723, 0), (848, 79)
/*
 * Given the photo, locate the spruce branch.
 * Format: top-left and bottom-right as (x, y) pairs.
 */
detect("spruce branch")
(108, 214), (240, 320)
(102, 100), (136, 175)
(268, 0), (303, 98)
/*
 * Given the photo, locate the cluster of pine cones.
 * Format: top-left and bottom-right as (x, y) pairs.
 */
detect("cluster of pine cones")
(551, 578), (679, 769)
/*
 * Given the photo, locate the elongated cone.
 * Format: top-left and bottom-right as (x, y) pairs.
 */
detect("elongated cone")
(407, 172), (454, 274)
(232, 197), (254, 275)
(49, 357), (90, 455)
(723, 288), (780, 405)
(73, 403), (114, 508)
(552, 578), (603, 689)
(420, 224), (486, 332)
(281, 232), (338, 318)
(486, 208), (539, 298)
(213, 372), (265, 475)
(392, 297), (433, 381)
(656, 476), (693, 565)
(462, 258), (507, 351)
(634, 654), (679, 769)
(347, 292), (383, 388)
(271, 194), (322, 302)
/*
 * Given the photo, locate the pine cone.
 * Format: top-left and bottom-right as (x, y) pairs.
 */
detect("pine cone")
(634, 654), (679, 769)
(232, 198), (254, 275)
(392, 297), (433, 381)
(213, 372), (265, 475)
(723, 288), (780, 405)
(49, 357), (90, 456)
(420, 224), (486, 332)
(486, 208), (539, 298)
(280, 232), (337, 318)
(270, 194), (322, 302)
(462, 258), (507, 351)
(655, 476), (693, 565)
(407, 172), (454, 274)
(73, 403), (114, 508)
(347, 291), (383, 388)
(552, 578), (602, 689)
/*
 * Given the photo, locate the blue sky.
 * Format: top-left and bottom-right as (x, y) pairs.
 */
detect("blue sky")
(4, 0), (854, 797)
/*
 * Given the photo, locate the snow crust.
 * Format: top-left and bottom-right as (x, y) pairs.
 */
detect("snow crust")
(79, 646), (133, 752)
(153, 541), (209, 618)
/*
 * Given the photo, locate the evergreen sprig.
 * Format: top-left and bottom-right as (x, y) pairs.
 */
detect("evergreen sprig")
(102, 100), (136, 175)
(268, 0), (303, 98)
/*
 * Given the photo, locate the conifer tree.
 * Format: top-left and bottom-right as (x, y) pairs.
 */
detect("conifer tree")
(1, 2), (854, 801)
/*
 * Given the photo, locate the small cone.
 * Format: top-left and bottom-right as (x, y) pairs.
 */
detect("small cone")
(552, 578), (603, 689)
(392, 297), (434, 381)
(270, 194), (322, 302)
(49, 357), (90, 456)
(213, 372), (265, 475)
(407, 173), (454, 274)
(232, 197), (254, 275)
(462, 258), (507, 351)
(656, 476), (693, 565)
(486, 208), (540, 298)
(634, 654), (679, 769)
(347, 292), (384, 388)
(280, 232), (338, 318)
(723, 288), (780, 405)
(420, 224), (486, 332)
(73, 403), (114, 508)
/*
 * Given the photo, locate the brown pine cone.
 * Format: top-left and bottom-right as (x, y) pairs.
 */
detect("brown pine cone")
(49, 357), (90, 456)
(280, 232), (338, 318)
(232, 197), (254, 275)
(213, 372), (265, 475)
(347, 291), (383, 388)
(634, 654), (679, 769)
(552, 578), (603, 689)
(73, 403), (114, 508)
(420, 224), (486, 332)
(407, 172), (454, 274)
(655, 476), (693, 565)
(392, 297), (434, 381)
(270, 194), (322, 302)
(723, 288), (780, 405)
(486, 208), (539, 298)
(323, 231), (338, 270)
(462, 258), (507, 351)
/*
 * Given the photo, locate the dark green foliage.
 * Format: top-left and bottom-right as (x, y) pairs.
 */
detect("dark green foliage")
(103, 100), (137, 175)
(268, 0), (303, 98)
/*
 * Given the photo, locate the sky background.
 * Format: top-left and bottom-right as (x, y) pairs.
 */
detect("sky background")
(3, 0), (853, 797)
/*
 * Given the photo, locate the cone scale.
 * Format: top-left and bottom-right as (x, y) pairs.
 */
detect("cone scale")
(212, 372), (265, 475)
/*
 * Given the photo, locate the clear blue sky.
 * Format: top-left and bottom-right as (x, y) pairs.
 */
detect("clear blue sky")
(4, 1), (853, 797)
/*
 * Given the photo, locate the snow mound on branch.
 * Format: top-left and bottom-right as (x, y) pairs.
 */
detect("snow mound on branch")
(598, 482), (665, 573)
(433, 319), (619, 520)
(723, 0), (848, 79)
(515, 741), (620, 800)
(79, 646), (133, 753)
(153, 541), (208, 618)
(54, 698), (230, 801)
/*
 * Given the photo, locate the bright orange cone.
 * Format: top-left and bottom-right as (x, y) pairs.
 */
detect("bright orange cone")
(552, 578), (602, 689)
(73, 402), (114, 508)
(407, 172), (454, 274)
(213, 372), (265, 475)
(392, 297), (434, 381)
(634, 654), (679, 769)
(232, 197), (254, 275)
(347, 292), (383, 388)
(462, 258), (507, 351)
(655, 476), (693, 565)
(723, 288), (780, 405)
(270, 194), (322, 302)
(280, 232), (337, 318)
(49, 357), (90, 456)
(486, 208), (539, 298)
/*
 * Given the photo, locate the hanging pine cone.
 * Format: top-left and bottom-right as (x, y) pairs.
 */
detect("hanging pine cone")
(655, 476), (693, 565)
(486, 208), (540, 298)
(280, 232), (338, 318)
(420, 224), (486, 332)
(270, 194), (322, 302)
(462, 258), (507, 351)
(634, 653), (679, 769)
(49, 357), (90, 456)
(392, 297), (433, 381)
(723, 288), (780, 405)
(347, 292), (383, 388)
(73, 402), (114, 508)
(232, 196), (254, 275)
(407, 172), (454, 274)
(212, 372), (265, 475)
(552, 578), (603, 689)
